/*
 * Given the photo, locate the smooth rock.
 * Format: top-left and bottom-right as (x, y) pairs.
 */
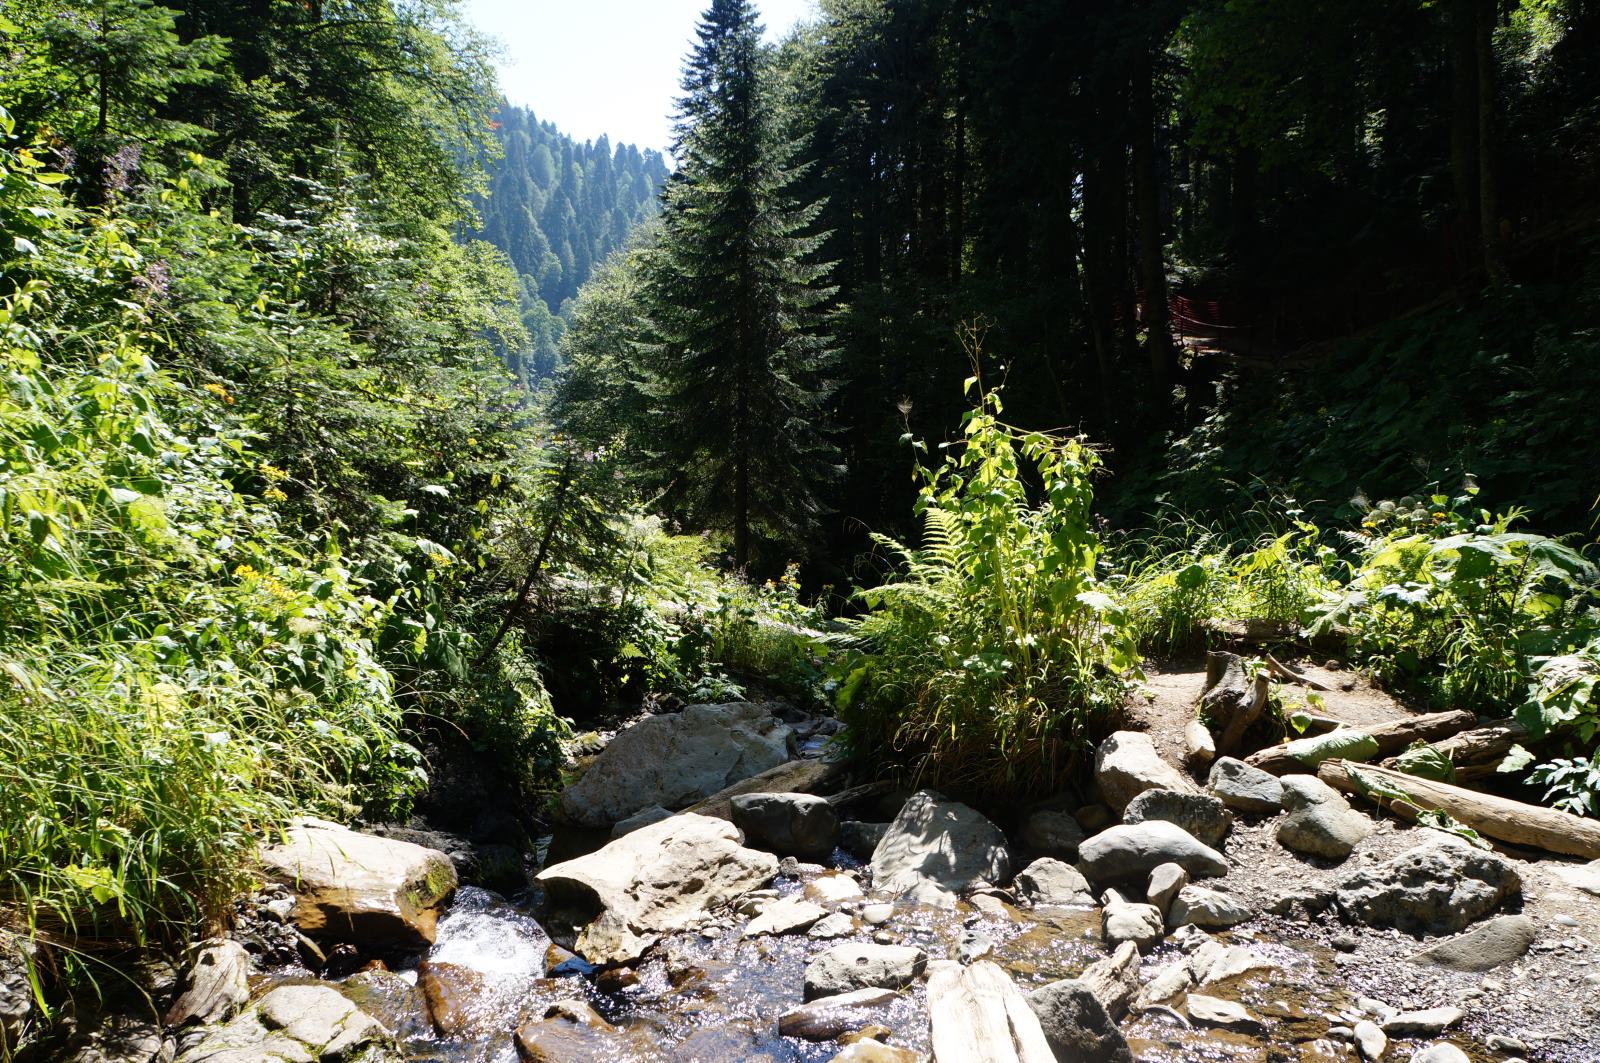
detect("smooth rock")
(1123, 789), (1234, 848)
(732, 792), (840, 859)
(1146, 863), (1188, 916)
(1551, 859), (1600, 896)
(535, 813), (776, 965)
(1095, 732), (1196, 812)
(1077, 821), (1228, 882)
(1409, 1045), (1469, 1063)
(1277, 775), (1373, 860)
(861, 903), (894, 926)
(1207, 757), (1285, 813)
(1380, 1007), (1463, 1036)
(829, 1042), (922, 1063)
(957, 929), (995, 965)
(840, 821), (891, 860)
(1189, 941), (1276, 986)
(1020, 809), (1086, 860)
(1336, 836), (1520, 935)
(808, 913), (856, 939)
(745, 896), (827, 937)
(1186, 993), (1261, 1031)
(1014, 858), (1095, 907)
(609, 805), (673, 838)
(1027, 978), (1135, 1063)
(557, 702), (793, 827)
(175, 984), (396, 1063)
(870, 791), (1011, 908)
(807, 872), (866, 904)
(1100, 889), (1164, 950)
(416, 960), (485, 1037)
(259, 818), (458, 951)
(1354, 1019), (1387, 1061)
(1133, 959), (1192, 1008)
(804, 943), (928, 1001)
(1407, 914), (1536, 971)
(1167, 886), (1253, 929)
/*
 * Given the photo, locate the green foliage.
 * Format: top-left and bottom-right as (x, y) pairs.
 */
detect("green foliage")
(833, 374), (1137, 800)
(1525, 751), (1600, 817)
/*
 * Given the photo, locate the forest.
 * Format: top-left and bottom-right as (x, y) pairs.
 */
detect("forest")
(0, 0), (1598, 1061)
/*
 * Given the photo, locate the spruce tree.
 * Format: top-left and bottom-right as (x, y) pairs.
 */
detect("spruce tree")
(642, 0), (838, 571)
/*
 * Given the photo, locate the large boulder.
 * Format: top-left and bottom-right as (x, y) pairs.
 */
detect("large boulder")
(1077, 822), (1228, 883)
(557, 702), (793, 827)
(1167, 885), (1253, 929)
(175, 985), (398, 1063)
(1026, 978), (1134, 1063)
(535, 813), (777, 965)
(1094, 732), (1195, 813)
(1336, 835), (1521, 935)
(804, 943), (928, 1001)
(1276, 775), (1373, 861)
(1122, 789), (1233, 848)
(1206, 757), (1284, 814)
(1407, 914), (1536, 972)
(1014, 858), (1095, 907)
(870, 791), (1011, 907)
(1099, 890), (1164, 950)
(259, 819), (457, 951)
(1019, 809), (1086, 860)
(731, 792), (839, 859)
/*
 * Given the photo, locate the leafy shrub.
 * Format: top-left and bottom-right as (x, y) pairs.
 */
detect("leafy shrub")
(833, 377), (1138, 799)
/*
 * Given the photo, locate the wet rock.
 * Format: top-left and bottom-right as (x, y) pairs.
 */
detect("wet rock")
(1353, 1019), (1387, 1061)
(259, 818), (458, 951)
(841, 821), (891, 860)
(968, 893), (1011, 920)
(1186, 993), (1262, 1031)
(807, 871), (866, 904)
(745, 896), (826, 936)
(779, 987), (900, 1040)
(542, 942), (591, 977)
(165, 939), (251, 1027)
(1277, 775), (1373, 861)
(175, 984), (396, 1063)
(1020, 809), (1086, 860)
(957, 929), (995, 965)
(1407, 914), (1535, 971)
(870, 791), (1011, 908)
(1027, 977), (1134, 1063)
(1409, 1045), (1469, 1063)
(1167, 885), (1253, 929)
(1094, 731), (1196, 812)
(1189, 941), (1276, 986)
(926, 960), (1055, 1062)
(1099, 889), (1165, 949)
(514, 1017), (624, 1062)
(338, 968), (427, 1042)
(732, 792), (839, 859)
(535, 812), (776, 965)
(1379, 1007), (1463, 1037)
(861, 903), (894, 925)
(610, 804), (674, 838)
(1134, 958), (1193, 1008)
(543, 999), (613, 1031)
(1077, 941), (1140, 1019)
(1077, 821), (1228, 882)
(809, 913), (856, 939)
(804, 943), (928, 1000)
(557, 702), (793, 827)
(1123, 789), (1234, 848)
(1336, 836), (1520, 935)
(828, 1042), (922, 1063)
(416, 960), (485, 1037)
(1207, 757), (1285, 814)
(1014, 858), (1095, 907)
(1146, 863), (1188, 916)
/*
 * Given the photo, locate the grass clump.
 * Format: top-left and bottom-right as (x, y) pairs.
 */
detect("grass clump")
(832, 372), (1138, 800)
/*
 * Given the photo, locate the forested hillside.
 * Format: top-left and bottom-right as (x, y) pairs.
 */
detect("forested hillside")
(475, 105), (668, 384)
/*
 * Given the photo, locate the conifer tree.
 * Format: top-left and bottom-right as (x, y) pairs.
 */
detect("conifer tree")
(642, 0), (838, 570)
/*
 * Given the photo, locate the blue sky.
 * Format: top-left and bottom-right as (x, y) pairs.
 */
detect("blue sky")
(462, 0), (819, 155)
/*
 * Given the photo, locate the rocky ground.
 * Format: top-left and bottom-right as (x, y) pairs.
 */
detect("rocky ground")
(34, 662), (1600, 1063)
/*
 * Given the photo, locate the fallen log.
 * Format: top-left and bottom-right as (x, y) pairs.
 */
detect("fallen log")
(1245, 709), (1477, 775)
(1318, 759), (1600, 860)
(824, 780), (895, 808)
(927, 960), (1056, 1063)
(686, 758), (849, 821)
(1264, 653), (1332, 691)
(1380, 719), (1527, 774)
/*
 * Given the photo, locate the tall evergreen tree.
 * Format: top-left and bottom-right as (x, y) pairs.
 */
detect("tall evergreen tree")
(642, 0), (838, 570)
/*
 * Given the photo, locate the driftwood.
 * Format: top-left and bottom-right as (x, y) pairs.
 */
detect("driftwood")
(1264, 653), (1332, 691)
(1201, 652), (1269, 756)
(1245, 709), (1477, 775)
(927, 960), (1056, 1063)
(687, 758), (849, 821)
(1380, 718), (1528, 774)
(1318, 758), (1600, 860)
(1184, 718), (1216, 767)
(1078, 940), (1140, 1020)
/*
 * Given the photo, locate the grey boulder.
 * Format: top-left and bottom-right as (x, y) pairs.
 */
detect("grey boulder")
(1094, 731), (1196, 812)
(1276, 775), (1373, 861)
(1207, 757), (1285, 813)
(870, 790), (1011, 907)
(1123, 789), (1233, 848)
(1337, 835), (1520, 935)
(731, 792), (839, 859)
(1409, 1044), (1470, 1063)
(1100, 889), (1165, 950)
(803, 943), (928, 1000)
(1020, 809), (1087, 860)
(1167, 885), (1253, 929)
(1146, 862), (1188, 916)
(1407, 914), (1535, 971)
(1077, 821), (1228, 883)
(1014, 858), (1095, 907)
(1026, 978), (1135, 1063)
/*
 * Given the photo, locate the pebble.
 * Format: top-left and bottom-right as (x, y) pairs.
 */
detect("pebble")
(871, 930), (895, 945)
(1333, 932), (1359, 952)
(1353, 1019), (1386, 1061)
(861, 903), (894, 926)
(1486, 1034), (1528, 1053)
(1327, 1025), (1354, 1041)
(1553, 914), (1579, 928)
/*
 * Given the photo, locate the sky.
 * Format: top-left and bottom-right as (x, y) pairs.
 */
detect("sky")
(462, 0), (820, 157)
